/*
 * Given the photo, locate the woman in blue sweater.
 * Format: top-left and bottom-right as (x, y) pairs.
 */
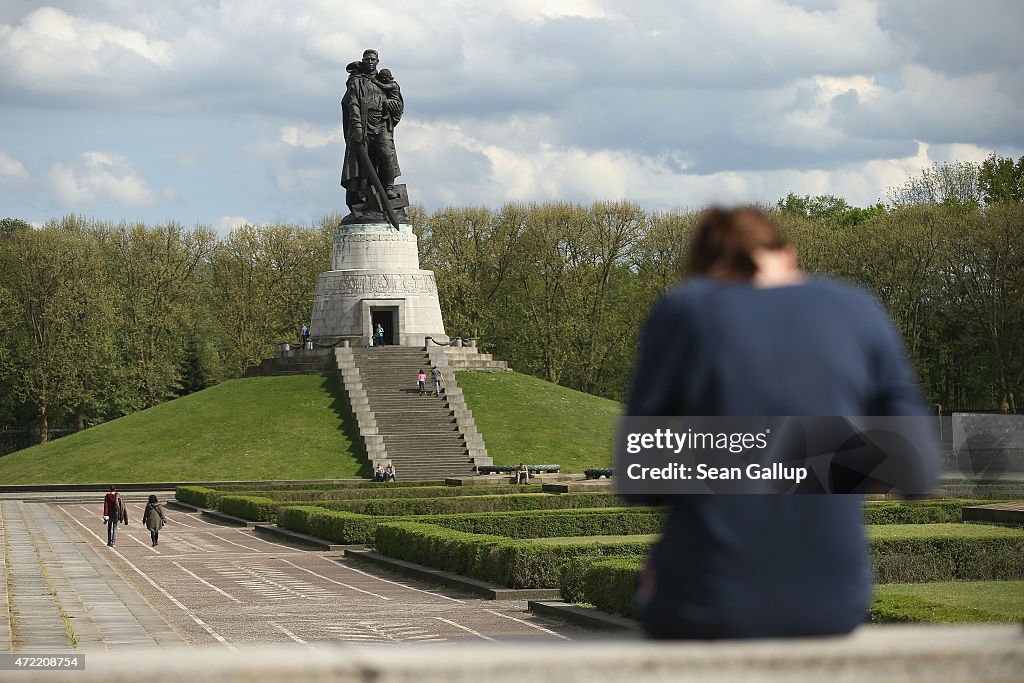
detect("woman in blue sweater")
(627, 207), (937, 639)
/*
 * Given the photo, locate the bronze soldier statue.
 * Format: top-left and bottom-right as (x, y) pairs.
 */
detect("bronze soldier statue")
(341, 49), (405, 227)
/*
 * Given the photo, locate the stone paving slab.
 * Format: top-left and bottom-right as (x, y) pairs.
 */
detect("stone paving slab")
(0, 501), (186, 653)
(45, 499), (591, 649)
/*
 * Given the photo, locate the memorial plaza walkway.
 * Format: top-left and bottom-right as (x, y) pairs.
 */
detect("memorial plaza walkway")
(0, 496), (589, 652)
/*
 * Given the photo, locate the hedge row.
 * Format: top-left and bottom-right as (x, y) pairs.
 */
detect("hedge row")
(375, 521), (651, 588)
(561, 530), (1024, 616)
(262, 485), (544, 502)
(216, 480), (445, 492)
(175, 485), (219, 508)
(218, 495), (280, 523)
(317, 492), (623, 516)
(871, 536), (1024, 582)
(864, 500), (994, 525)
(582, 558), (643, 617)
(937, 481), (1024, 500)
(277, 506), (665, 545)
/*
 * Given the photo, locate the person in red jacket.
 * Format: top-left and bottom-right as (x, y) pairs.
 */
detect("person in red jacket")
(102, 486), (128, 547)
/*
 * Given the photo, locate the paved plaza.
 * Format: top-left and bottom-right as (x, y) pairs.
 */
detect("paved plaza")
(0, 498), (591, 652)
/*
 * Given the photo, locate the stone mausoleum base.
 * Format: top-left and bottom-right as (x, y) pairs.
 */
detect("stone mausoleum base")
(310, 221), (447, 347)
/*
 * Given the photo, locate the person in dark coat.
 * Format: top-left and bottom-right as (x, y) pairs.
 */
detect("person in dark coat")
(142, 494), (166, 547)
(102, 486), (128, 547)
(625, 206), (938, 640)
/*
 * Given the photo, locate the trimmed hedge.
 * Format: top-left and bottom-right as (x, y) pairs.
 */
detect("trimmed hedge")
(217, 495), (280, 523)
(585, 468), (614, 479)
(375, 521), (651, 588)
(864, 500), (995, 525)
(420, 507), (664, 538)
(583, 557), (643, 617)
(938, 481), (1024, 500)
(277, 506), (665, 546)
(319, 492), (622, 516)
(175, 485), (219, 508)
(263, 485), (544, 502)
(871, 534), (1024, 583)
(217, 480), (446, 492)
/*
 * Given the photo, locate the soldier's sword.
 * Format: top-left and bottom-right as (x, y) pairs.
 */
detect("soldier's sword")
(355, 141), (401, 230)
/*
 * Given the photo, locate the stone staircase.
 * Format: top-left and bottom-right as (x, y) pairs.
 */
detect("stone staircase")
(340, 347), (492, 480)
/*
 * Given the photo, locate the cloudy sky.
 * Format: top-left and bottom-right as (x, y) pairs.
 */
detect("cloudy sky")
(1, 1), (1021, 232)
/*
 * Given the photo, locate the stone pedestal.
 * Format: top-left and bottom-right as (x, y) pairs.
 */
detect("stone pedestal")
(309, 222), (447, 347)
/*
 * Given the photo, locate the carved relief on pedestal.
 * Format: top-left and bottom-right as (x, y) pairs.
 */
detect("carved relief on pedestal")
(313, 272), (437, 302)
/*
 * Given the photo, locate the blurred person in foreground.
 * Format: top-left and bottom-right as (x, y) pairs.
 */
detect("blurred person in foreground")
(626, 206), (938, 639)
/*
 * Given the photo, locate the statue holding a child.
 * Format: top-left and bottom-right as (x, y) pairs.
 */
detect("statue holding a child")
(340, 49), (408, 227)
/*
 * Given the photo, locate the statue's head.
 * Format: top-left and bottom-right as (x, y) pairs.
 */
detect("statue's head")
(361, 49), (379, 72)
(377, 69), (394, 83)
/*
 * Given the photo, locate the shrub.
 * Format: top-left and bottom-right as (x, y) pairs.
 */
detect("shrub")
(871, 536), (1024, 583)
(864, 500), (994, 525)
(374, 521), (652, 588)
(217, 495), (279, 523)
(421, 507), (664, 538)
(263, 485), (543, 502)
(277, 506), (381, 544)
(319, 492), (623, 516)
(585, 468), (614, 479)
(217, 480), (445, 492)
(175, 485), (219, 508)
(582, 558), (643, 618)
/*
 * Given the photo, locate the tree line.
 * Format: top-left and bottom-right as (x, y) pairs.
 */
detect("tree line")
(1, 154), (1021, 444)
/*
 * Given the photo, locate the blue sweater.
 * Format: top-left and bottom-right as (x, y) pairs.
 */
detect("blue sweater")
(626, 276), (936, 639)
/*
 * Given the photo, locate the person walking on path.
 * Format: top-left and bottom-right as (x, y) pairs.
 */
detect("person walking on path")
(624, 206), (938, 640)
(417, 369), (427, 395)
(431, 366), (443, 396)
(102, 486), (128, 547)
(301, 323), (310, 344)
(142, 495), (166, 547)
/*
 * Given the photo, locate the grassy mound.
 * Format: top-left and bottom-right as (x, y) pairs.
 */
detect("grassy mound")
(0, 375), (365, 484)
(457, 371), (621, 471)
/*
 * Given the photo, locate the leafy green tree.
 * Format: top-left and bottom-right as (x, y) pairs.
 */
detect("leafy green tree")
(888, 161), (983, 211)
(0, 225), (115, 441)
(978, 153), (1024, 204)
(0, 217), (32, 241)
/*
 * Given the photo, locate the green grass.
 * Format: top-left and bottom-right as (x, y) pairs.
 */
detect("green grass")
(458, 371), (621, 471)
(532, 534), (659, 545)
(0, 375), (366, 484)
(868, 523), (1024, 541)
(871, 581), (1024, 623)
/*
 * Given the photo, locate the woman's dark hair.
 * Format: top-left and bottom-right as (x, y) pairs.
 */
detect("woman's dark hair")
(148, 495), (158, 504)
(686, 207), (788, 281)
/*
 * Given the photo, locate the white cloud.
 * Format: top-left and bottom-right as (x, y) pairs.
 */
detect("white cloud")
(46, 151), (163, 208)
(0, 150), (29, 180)
(0, 7), (173, 99)
(216, 215), (250, 233)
